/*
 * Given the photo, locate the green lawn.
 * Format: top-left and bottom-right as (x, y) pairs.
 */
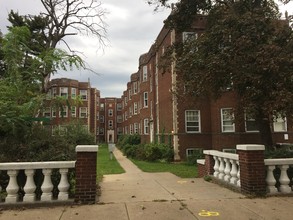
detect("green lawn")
(130, 159), (198, 178)
(97, 144), (125, 181)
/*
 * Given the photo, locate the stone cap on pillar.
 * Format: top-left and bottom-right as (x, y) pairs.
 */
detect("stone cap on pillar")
(76, 145), (99, 152)
(236, 144), (265, 151)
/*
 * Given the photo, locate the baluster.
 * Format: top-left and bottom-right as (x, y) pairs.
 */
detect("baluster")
(213, 156), (219, 178)
(230, 159), (238, 185)
(58, 169), (69, 200)
(224, 158), (231, 182)
(5, 170), (19, 203)
(41, 169), (53, 201)
(218, 157), (225, 180)
(236, 161), (241, 187)
(266, 165), (278, 194)
(279, 165), (291, 193)
(23, 169), (36, 202)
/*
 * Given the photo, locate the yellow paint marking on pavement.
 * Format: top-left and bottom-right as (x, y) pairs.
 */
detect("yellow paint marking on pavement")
(198, 210), (220, 217)
(177, 180), (187, 184)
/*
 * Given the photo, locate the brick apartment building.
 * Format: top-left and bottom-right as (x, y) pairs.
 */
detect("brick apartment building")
(120, 15), (293, 160)
(43, 15), (292, 161)
(44, 78), (122, 143)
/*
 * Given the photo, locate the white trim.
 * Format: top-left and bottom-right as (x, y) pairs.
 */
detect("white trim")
(236, 144), (265, 151)
(76, 145), (99, 152)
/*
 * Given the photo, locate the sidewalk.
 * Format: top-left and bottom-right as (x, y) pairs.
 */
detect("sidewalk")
(1, 147), (293, 220)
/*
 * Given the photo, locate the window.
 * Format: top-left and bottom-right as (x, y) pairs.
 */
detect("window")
(143, 65), (148, 81)
(134, 102), (138, 115)
(182, 32), (198, 42)
(100, 103), (105, 111)
(117, 103), (122, 111)
(186, 148), (203, 157)
(117, 127), (123, 135)
(108, 120), (113, 129)
(52, 87), (57, 97)
(96, 112), (99, 120)
(129, 89), (132, 100)
(71, 88), (76, 99)
(134, 123), (139, 134)
(79, 107), (87, 118)
(43, 107), (51, 118)
(129, 106), (132, 117)
(144, 118), (149, 134)
(100, 115), (104, 123)
(130, 124), (133, 134)
(185, 110), (200, 133)
(125, 126), (128, 135)
(80, 90), (87, 100)
(99, 128), (104, 135)
(221, 108), (235, 132)
(143, 92), (148, 107)
(52, 108), (57, 118)
(125, 111), (128, 121)
(117, 115), (122, 123)
(273, 115), (287, 132)
(59, 106), (68, 118)
(108, 109), (113, 117)
(245, 114), (258, 132)
(60, 87), (68, 97)
(133, 82), (138, 94)
(71, 106), (76, 117)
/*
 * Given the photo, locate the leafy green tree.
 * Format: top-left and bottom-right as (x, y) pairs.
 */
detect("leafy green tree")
(7, 0), (107, 92)
(163, 0), (293, 148)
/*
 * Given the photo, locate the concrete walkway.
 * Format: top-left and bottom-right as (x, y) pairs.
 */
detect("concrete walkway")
(1, 148), (293, 220)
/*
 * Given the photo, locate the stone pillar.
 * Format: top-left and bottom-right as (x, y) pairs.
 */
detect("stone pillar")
(205, 154), (215, 175)
(75, 145), (99, 204)
(197, 159), (206, 178)
(237, 144), (266, 196)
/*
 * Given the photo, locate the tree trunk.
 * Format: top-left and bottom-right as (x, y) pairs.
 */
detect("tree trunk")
(256, 110), (273, 150)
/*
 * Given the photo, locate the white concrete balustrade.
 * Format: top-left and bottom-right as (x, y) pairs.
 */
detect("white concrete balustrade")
(265, 158), (293, 195)
(0, 161), (75, 204)
(204, 150), (240, 188)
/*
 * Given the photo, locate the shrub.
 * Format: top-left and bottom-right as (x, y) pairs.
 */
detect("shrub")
(117, 134), (141, 148)
(144, 143), (173, 162)
(186, 151), (204, 165)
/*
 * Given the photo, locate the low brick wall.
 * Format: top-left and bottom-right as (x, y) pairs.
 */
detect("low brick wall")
(197, 159), (206, 178)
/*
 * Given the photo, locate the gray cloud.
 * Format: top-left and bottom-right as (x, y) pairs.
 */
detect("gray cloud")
(0, 0), (170, 97)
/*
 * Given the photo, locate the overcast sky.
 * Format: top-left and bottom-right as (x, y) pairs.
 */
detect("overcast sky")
(0, 0), (292, 97)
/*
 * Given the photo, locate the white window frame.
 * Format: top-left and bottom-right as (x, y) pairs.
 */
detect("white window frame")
(144, 118), (149, 134)
(134, 102), (138, 115)
(71, 88), (76, 99)
(100, 115), (104, 123)
(60, 87), (68, 98)
(221, 108), (235, 132)
(133, 82), (138, 94)
(52, 87), (57, 97)
(52, 108), (57, 118)
(71, 106), (76, 118)
(143, 92), (148, 108)
(117, 115), (122, 123)
(134, 123), (139, 134)
(108, 109), (113, 117)
(108, 120), (113, 129)
(245, 114), (259, 132)
(130, 124), (133, 135)
(99, 128), (104, 135)
(43, 107), (51, 118)
(186, 148), (203, 157)
(185, 110), (201, 133)
(182, 32), (198, 42)
(273, 115), (287, 132)
(117, 103), (122, 111)
(143, 65), (148, 81)
(79, 107), (87, 118)
(79, 90), (87, 100)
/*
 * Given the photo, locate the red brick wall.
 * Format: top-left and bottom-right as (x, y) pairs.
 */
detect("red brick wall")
(75, 151), (97, 204)
(237, 149), (266, 195)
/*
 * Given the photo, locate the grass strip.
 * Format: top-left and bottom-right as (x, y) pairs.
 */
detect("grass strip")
(97, 144), (125, 181)
(130, 159), (198, 178)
